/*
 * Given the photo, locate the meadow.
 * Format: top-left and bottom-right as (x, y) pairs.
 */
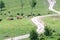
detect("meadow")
(1, 0), (49, 17)
(0, 18), (36, 40)
(54, 0), (60, 11)
(0, 0), (60, 40)
(23, 16), (60, 40)
(43, 16), (60, 40)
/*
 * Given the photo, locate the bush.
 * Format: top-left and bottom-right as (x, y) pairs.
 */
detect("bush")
(0, 19), (2, 21)
(30, 29), (39, 40)
(27, 14), (32, 17)
(39, 34), (45, 40)
(50, 36), (54, 38)
(48, 11), (53, 14)
(0, 1), (5, 11)
(10, 17), (14, 20)
(53, 30), (56, 32)
(44, 26), (53, 36)
(21, 13), (24, 16)
(40, 37), (45, 40)
(17, 13), (20, 15)
(4, 35), (9, 38)
(30, 0), (37, 8)
(4, 13), (6, 15)
(37, 13), (41, 16)
(32, 14), (35, 16)
(31, 13), (35, 16)
(48, 12), (50, 14)
(8, 11), (10, 14)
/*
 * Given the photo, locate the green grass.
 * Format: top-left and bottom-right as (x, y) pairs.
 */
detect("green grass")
(43, 16), (60, 40)
(0, 18), (36, 40)
(54, 0), (60, 11)
(0, 0), (49, 40)
(22, 16), (60, 40)
(0, 0), (49, 18)
(0, 0), (60, 40)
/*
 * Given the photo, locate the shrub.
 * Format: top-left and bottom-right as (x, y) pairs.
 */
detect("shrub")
(30, 29), (39, 40)
(0, 19), (2, 21)
(50, 36), (54, 38)
(37, 13), (41, 16)
(8, 11), (10, 14)
(4, 35), (9, 38)
(39, 34), (45, 40)
(48, 11), (53, 14)
(44, 26), (53, 36)
(53, 30), (56, 32)
(10, 17), (14, 20)
(4, 13), (6, 15)
(32, 14), (35, 16)
(31, 13), (35, 16)
(48, 12), (50, 14)
(17, 13), (20, 15)
(40, 37), (45, 40)
(30, 0), (37, 15)
(30, 0), (37, 8)
(21, 13), (24, 16)
(27, 14), (32, 17)
(0, 1), (5, 11)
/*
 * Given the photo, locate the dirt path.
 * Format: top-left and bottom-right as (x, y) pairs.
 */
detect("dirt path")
(5, 0), (60, 40)
(31, 0), (60, 34)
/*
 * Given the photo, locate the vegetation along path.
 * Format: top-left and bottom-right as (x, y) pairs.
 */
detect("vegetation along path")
(5, 0), (60, 40)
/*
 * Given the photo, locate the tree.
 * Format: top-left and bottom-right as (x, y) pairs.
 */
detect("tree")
(30, 0), (37, 14)
(30, 0), (37, 9)
(39, 34), (45, 40)
(44, 26), (53, 36)
(20, 0), (23, 14)
(0, 1), (5, 11)
(30, 29), (39, 40)
(20, 0), (23, 9)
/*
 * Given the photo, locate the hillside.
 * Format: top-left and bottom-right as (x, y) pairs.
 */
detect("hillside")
(54, 0), (60, 11)
(0, 0), (49, 19)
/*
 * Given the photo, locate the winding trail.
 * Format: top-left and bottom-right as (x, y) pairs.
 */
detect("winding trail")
(5, 0), (60, 40)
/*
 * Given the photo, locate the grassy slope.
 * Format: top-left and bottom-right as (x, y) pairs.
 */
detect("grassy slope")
(1, 0), (49, 16)
(0, 18), (36, 40)
(23, 16), (60, 40)
(0, 0), (48, 40)
(43, 16), (60, 40)
(54, 0), (60, 11)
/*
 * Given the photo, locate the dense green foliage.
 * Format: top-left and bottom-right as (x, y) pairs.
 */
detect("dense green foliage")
(0, 1), (5, 9)
(30, 29), (38, 40)
(44, 26), (53, 36)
